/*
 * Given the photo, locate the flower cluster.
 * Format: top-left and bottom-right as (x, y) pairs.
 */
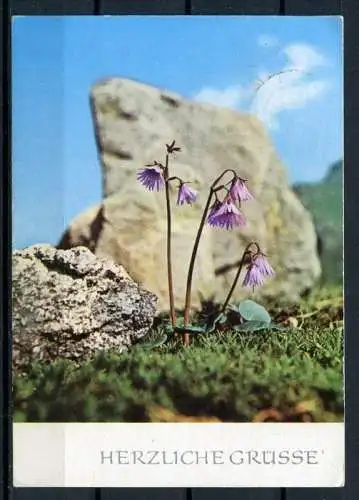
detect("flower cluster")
(136, 140), (276, 340)
(137, 166), (198, 206)
(242, 253), (275, 291)
(207, 177), (252, 230)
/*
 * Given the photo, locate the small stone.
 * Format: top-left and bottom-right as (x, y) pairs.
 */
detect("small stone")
(287, 317), (299, 328)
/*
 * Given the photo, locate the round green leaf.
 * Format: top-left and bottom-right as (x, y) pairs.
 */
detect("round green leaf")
(173, 325), (206, 335)
(238, 300), (271, 323)
(234, 320), (270, 332)
(234, 321), (286, 333)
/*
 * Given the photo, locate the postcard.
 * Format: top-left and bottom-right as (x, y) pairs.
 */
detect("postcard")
(12, 15), (344, 487)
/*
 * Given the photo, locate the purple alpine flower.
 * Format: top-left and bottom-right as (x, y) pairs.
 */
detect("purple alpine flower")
(207, 200), (222, 225)
(229, 178), (253, 203)
(137, 166), (165, 191)
(177, 183), (198, 206)
(207, 197), (246, 230)
(242, 263), (265, 290)
(254, 253), (275, 278)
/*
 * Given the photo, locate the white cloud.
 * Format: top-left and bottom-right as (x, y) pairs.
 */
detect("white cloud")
(251, 73), (330, 130)
(251, 43), (330, 129)
(193, 84), (244, 109)
(257, 34), (278, 48)
(283, 43), (328, 72)
(192, 42), (331, 131)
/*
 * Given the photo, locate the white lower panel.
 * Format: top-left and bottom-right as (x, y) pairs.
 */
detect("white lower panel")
(13, 422), (344, 487)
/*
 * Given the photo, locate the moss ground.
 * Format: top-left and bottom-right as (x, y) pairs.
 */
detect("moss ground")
(13, 286), (343, 423)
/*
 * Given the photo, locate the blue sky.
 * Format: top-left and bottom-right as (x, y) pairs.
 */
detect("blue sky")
(12, 15), (343, 249)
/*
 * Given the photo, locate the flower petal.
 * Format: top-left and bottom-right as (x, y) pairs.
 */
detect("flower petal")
(137, 167), (165, 191)
(230, 178), (253, 202)
(208, 199), (246, 229)
(177, 183), (198, 205)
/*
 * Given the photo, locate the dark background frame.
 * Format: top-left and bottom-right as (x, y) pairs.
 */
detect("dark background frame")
(1, 0), (358, 499)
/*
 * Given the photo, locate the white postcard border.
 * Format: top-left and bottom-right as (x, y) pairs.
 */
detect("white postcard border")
(13, 422), (344, 488)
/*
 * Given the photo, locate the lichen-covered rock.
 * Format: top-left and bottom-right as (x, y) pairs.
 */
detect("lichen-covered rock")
(59, 77), (321, 310)
(12, 245), (157, 374)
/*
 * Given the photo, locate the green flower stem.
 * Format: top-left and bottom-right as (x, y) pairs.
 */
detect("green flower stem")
(164, 154), (176, 328)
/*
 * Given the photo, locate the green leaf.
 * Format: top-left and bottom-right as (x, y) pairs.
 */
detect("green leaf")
(138, 333), (168, 350)
(164, 324), (175, 334)
(233, 321), (286, 333)
(206, 313), (227, 333)
(233, 321), (270, 332)
(173, 326), (206, 335)
(237, 300), (271, 323)
(217, 313), (228, 324)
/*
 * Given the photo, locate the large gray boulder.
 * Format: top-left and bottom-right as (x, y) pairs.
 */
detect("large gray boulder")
(12, 245), (157, 374)
(59, 77), (321, 310)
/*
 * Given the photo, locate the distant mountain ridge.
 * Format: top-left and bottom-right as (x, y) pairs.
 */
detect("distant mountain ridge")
(293, 160), (343, 284)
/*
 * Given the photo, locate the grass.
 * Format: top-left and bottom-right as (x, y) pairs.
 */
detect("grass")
(13, 286), (343, 423)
